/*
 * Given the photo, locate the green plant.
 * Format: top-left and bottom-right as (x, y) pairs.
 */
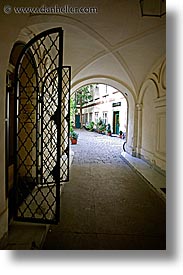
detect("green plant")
(99, 124), (106, 132)
(70, 122), (74, 133)
(70, 97), (77, 130)
(86, 121), (94, 131)
(70, 131), (79, 140)
(96, 118), (106, 133)
(75, 85), (93, 127)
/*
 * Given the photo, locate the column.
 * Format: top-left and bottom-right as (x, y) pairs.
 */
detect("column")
(136, 103), (143, 157)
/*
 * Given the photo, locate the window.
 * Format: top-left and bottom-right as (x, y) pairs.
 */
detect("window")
(95, 112), (99, 123)
(89, 85), (94, 102)
(102, 112), (108, 125)
(94, 85), (100, 100)
(84, 113), (88, 124)
(89, 112), (93, 122)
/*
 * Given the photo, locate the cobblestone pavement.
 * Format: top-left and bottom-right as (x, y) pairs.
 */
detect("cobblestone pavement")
(43, 129), (166, 250)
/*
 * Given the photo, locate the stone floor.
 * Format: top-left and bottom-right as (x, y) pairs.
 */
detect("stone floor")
(42, 129), (166, 250)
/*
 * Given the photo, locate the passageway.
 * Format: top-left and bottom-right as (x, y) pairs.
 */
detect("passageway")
(43, 129), (166, 250)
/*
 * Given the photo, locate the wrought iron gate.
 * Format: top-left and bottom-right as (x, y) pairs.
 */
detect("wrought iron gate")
(14, 28), (71, 224)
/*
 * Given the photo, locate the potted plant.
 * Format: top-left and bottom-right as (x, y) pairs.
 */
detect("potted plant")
(96, 118), (103, 133)
(119, 130), (123, 138)
(107, 129), (112, 136)
(106, 123), (111, 136)
(99, 124), (106, 134)
(70, 131), (79, 144)
(85, 121), (95, 131)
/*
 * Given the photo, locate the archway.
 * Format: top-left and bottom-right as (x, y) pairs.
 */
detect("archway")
(137, 76), (166, 171)
(6, 41), (33, 222)
(71, 77), (136, 155)
(71, 83), (128, 138)
(3, 21), (137, 229)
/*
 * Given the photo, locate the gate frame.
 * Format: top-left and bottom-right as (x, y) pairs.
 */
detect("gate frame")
(13, 27), (70, 224)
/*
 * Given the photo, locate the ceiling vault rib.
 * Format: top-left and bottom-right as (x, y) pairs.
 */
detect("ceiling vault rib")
(111, 23), (165, 52)
(72, 50), (106, 78)
(72, 47), (137, 91)
(27, 14), (165, 94)
(59, 16), (164, 92)
(36, 14), (137, 88)
(114, 52), (138, 91)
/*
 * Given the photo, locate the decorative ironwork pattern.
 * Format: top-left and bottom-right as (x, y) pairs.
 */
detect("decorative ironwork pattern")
(61, 67), (71, 182)
(14, 28), (70, 224)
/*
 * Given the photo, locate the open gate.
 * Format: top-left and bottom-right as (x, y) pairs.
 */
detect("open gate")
(13, 28), (71, 224)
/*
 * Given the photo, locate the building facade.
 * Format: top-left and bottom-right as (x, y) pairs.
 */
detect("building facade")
(75, 84), (127, 135)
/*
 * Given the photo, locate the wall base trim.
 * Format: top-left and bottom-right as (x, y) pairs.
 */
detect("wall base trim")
(137, 153), (166, 176)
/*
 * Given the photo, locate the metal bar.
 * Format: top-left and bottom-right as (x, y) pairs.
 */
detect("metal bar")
(55, 28), (64, 222)
(62, 66), (71, 182)
(35, 62), (39, 188)
(67, 66), (71, 181)
(5, 85), (10, 198)
(13, 60), (19, 219)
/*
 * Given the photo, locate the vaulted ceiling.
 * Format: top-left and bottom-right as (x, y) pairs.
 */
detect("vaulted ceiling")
(2, 0), (166, 96)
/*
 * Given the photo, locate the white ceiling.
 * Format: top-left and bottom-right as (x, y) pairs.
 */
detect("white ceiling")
(16, 0), (166, 96)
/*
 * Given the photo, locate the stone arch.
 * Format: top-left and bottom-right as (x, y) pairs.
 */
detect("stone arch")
(6, 40), (39, 221)
(71, 76), (136, 154)
(135, 78), (159, 159)
(1, 21), (138, 219)
(138, 78), (159, 105)
(159, 59), (166, 95)
(72, 75), (136, 101)
(136, 76), (166, 170)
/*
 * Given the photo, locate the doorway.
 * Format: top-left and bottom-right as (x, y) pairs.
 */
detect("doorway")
(75, 114), (81, 128)
(113, 111), (120, 134)
(6, 28), (71, 224)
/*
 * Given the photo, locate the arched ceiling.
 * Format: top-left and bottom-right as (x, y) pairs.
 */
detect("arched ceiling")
(9, 0), (165, 97)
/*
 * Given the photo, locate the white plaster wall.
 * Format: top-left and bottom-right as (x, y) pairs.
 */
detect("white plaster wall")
(153, 61), (166, 170)
(154, 97), (166, 170)
(139, 57), (166, 172)
(82, 94), (127, 133)
(125, 95), (135, 154)
(140, 80), (166, 171)
(141, 84), (156, 162)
